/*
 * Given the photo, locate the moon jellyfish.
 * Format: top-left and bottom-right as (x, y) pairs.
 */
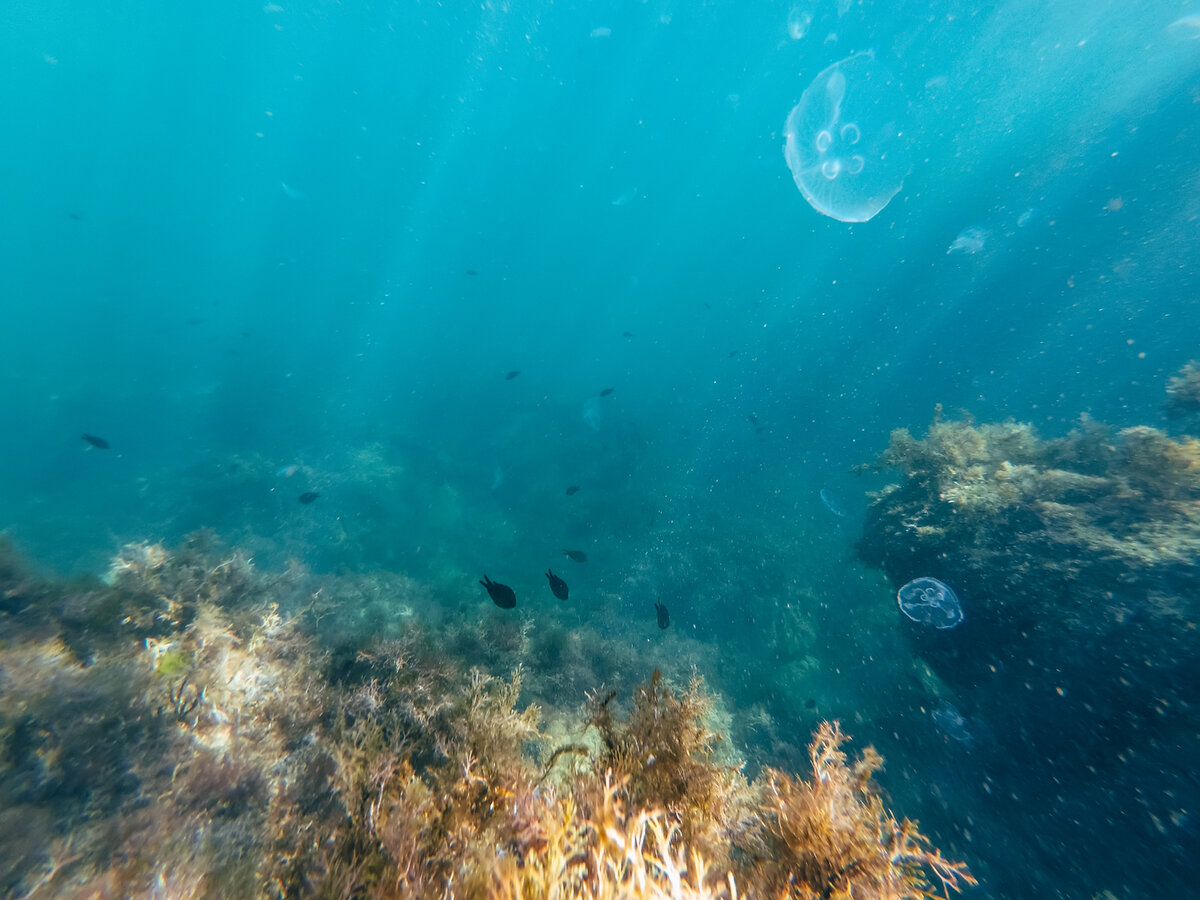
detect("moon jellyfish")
(786, 5), (813, 40)
(819, 487), (848, 518)
(783, 52), (911, 223)
(931, 700), (972, 743)
(1167, 14), (1200, 39)
(582, 397), (603, 432)
(947, 226), (987, 255)
(897, 577), (963, 629)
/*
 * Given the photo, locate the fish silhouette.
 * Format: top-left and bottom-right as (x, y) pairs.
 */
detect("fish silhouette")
(505, 370), (521, 380)
(565, 485), (580, 495)
(81, 433), (110, 449)
(480, 575), (516, 609)
(599, 388), (615, 397)
(545, 569), (569, 600)
(654, 602), (670, 629)
(563, 549), (588, 563)
(298, 492), (320, 504)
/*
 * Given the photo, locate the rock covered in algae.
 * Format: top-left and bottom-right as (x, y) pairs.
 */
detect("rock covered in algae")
(857, 409), (1200, 764)
(1166, 359), (1200, 418)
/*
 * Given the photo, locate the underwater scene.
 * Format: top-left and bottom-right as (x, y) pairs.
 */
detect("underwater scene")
(2, 0), (1199, 897)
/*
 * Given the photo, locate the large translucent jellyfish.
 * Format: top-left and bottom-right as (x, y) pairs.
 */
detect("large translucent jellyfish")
(783, 52), (911, 222)
(897, 576), (963, 629)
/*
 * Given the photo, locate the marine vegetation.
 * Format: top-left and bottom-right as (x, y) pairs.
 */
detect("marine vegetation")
(0, 536), (971, 899)
(1165, 359), (1200, 418)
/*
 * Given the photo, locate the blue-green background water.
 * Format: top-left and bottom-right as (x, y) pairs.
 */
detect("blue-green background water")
(2, 1), (1199, 897)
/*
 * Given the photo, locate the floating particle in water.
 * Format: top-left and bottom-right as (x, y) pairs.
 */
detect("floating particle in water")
(277, 463), (300, 478)
(931, 699), (972, 743)
(1017, 207), (1037, 228)
(897, 576), (963, 629)
(819, 487), (848, 518)
(590, 26), (612, 39)
(783, 52), (911, 222)
(947, 226), (987, 255)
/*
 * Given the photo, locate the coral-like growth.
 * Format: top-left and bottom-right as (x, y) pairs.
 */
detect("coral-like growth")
(1166, 359), (1200, 419)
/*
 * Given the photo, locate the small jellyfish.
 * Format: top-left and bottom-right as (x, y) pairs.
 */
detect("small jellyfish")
(786, 5), (813, 40)
(947, 226), (987, 254)
(819, 487), (848, 518)
(931, 699), (972, 743)
(582, 397), (603, 431)
(897, 576), (963, 629)
(1167, 14), (1200, 39)
(783, 52), (911, 222)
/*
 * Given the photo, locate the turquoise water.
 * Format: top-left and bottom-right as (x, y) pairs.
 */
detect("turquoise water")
(2, 1), (1199, 896)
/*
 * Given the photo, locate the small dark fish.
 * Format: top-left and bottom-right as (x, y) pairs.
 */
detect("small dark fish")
(184, 317), (207, 327)
(747, 413), (758, 425)
(621, 331), (634, 338)
(68, 210), (83, 221)
(563, 549), (588, 563)
(654, 602), (670, 629)
(599, 388), (615, 397)
(805, 698), (817, 710)
(505, 370), (521, 381)
(728, 349), (739, 358)
(565, 485), (580, 495)
(465, 268), (478, 276)
(545, 569), (569, 601)
(81, 433), (110, 449)
(479, 574), (516, 609)
(298, 491), (320, 504)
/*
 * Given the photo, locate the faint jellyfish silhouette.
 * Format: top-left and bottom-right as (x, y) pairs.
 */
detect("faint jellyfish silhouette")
(897, 576), (963, 629)
(947, 226), (988, 254)
(930, 699), (972, 743)
(783, 52), (911, 222)
(1167, 14), (1200, 40)
(819, 487), (848, 518)
(582, 397), (603, 431)
(787, 5), (813, 40)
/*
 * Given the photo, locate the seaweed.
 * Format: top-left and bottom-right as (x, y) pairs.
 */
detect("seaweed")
(1165, 359), (1200, 419)
(0, 537), (970, 900)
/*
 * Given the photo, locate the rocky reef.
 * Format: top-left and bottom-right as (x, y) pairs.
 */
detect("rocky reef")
(856, 398), (1200, 895)
(0, 536), (969, 899)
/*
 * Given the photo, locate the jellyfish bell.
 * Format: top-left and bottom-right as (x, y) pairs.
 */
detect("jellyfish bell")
(897, 576), (964, 629)
(783, 52), (911, 222)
